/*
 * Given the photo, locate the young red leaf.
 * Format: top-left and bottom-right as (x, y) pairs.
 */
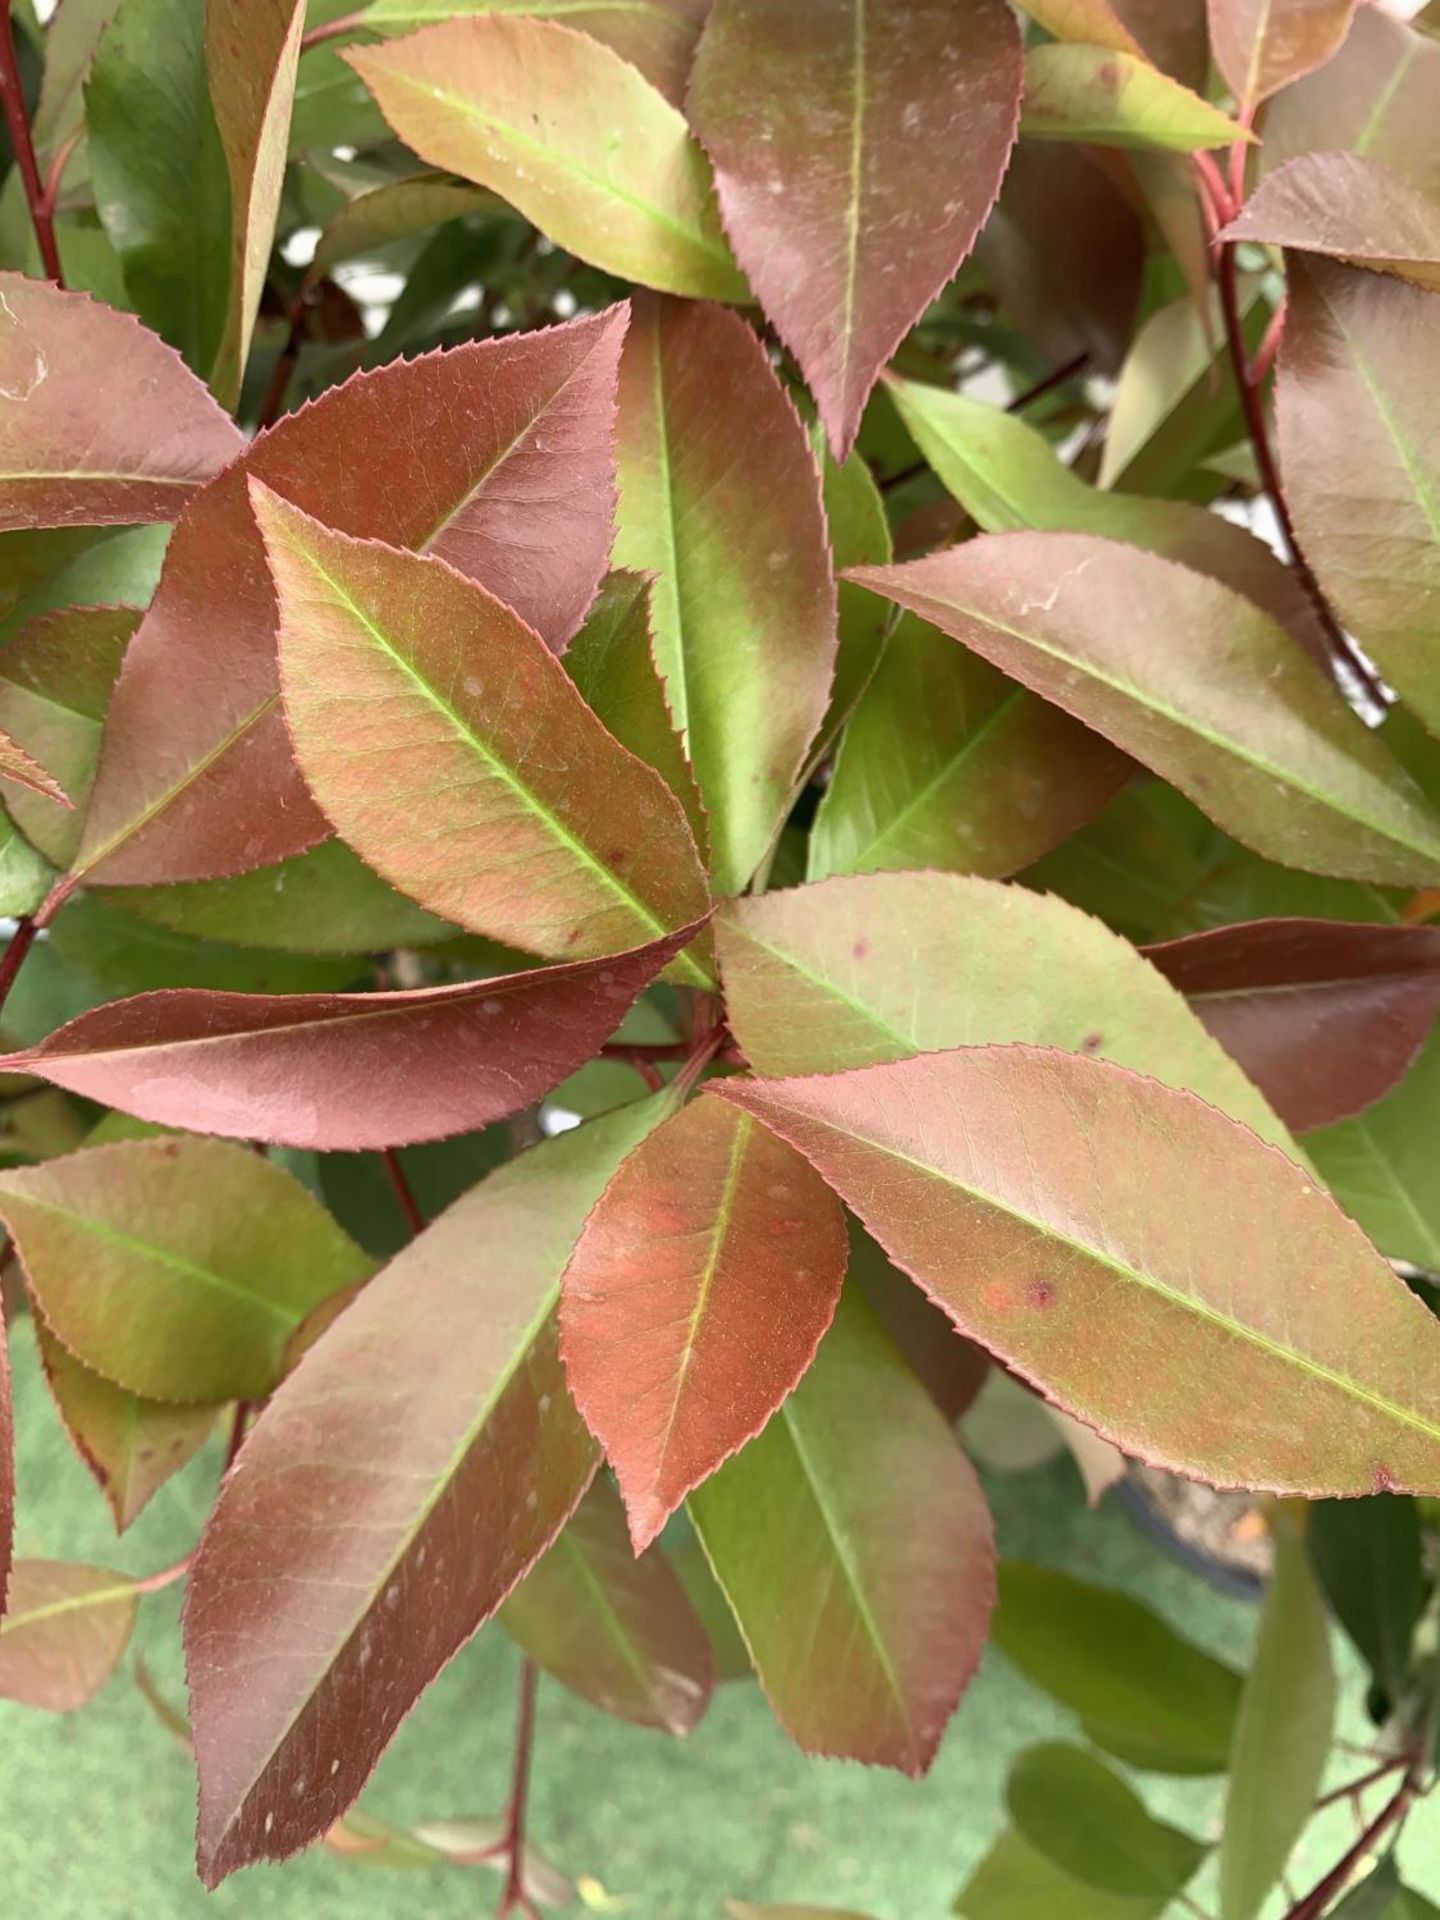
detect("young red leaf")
(689, 1287), (996, 1775)
(184, 1097), (666, 1887)
(74, 308), (627, 888)
(0, 725), (70, 808)
(716, 871), (1292, 1149)
(1263, 6), (1440, 197)
(501, 1475), (714, 1735)
(1142, 919), (1440, 1131)
(356, 0), (711, 107)
(850, 533), (1440, 886)
(688, 0), (1022, 459)
(253, 486), (712, 974)
(1208, 0), (1357, 109)
(614, 298), (837, 897)
(1222, 154), (1440, 291)
(718, 1049), (1440, 1496)
(205, 0), (306, 409)
(1279, 258), (1440, 740)
(0, 605), (138, 869)
(347, 16), (746, 300)
(561, 1095), (849, 1550)
(35, 1322), (217, 1532)
(0, 1138), (373, 1403)
(0, 274), (242, 532)
(0, 1561), (137, 1710)
(0, 922), (701, 1149)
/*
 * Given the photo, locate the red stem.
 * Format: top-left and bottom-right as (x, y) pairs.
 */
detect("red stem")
(1283, 1775), (1416, 1919)
(380, 1148), (425, 1238)
(0, 0), (62, 284)
(1313, 1755), (1407, 1812)
(496, 1658), (541, 1919)
(0, 877), (74, 1026)
(133, 1553), (193, 1595)
(298, 10), (363, 52)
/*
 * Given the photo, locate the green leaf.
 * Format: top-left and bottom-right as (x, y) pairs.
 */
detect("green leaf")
(990, 1564), (1242, 1774)
(716, 871), (1292, 1149)
(0, 1559), (137, 1710)
(1020, 44), (1249, 151)
(1307, 1024), (1440, 1267)
(0, 810), (52, 917)
(817, 430), (892, 743)
(1220, 1506), (1337, 1920)
(718, 1047), (1440, 1497)
(1007, 1743), (1206, 1898)
(690, 1287), (996, 1776)
(252, 483), (713, 975)
(728, 1907), (877, 1920)
(501, 1475), (714, 1735)
(347, 15), (746, 300)
(86, 0), (233, 378)
(1333, 1860), (1440, 1918)
(204, 0), (305, 406)
(185, 1096), (667, 1885)
(1020, 783), (1222, 944)
(0, 526), (167, 643)
(954, 1826), (1172, 1920)
(1308, 1496), (1424, 1706)
(45, 893), (359, 998)
(309, 173), (492, 280)
(614, 298), (837, 897)
(0, 1136), (374, 1402)
(1099, 289), (1258, 495)
(808, 610), (1131, 883)
(851, 532), (1440, 887)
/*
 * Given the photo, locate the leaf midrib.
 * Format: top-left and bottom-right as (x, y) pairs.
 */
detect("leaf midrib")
(0, 1580), (137, 1634)
(796, 1106), (1440, 1446)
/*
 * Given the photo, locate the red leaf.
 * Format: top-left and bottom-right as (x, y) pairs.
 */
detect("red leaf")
(716, 1047), (1440, 1496)
(0, 723), (70, 807)
(0, 1326), (12, 1621)
(1142, 918), (1440, 1131)
(0, 274), (242, 531)
(689, 0), (1023, 458)
(0, 1560), (137, 1710)
(561, 1095), (848, 1549)
(184, 1098), (665, 1886)
(1, 924), (703, 1149)
(74, 308), (627, 888)
(1208, 0), (1357, 109)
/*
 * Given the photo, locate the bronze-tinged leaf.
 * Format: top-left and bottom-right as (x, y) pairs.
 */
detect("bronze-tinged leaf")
(689, 1287), (996, 1776)
(688, 0), (1022, 459)
(185, 1098), (666, 1887)
(1261, 5), (1440, 199)
(35, 1321), (217, 1532)
(205, 0), (306, 408)
(1143, 918), (1440, 1131)
(74, 308), (627, 889)
(1019, 44), (1249, 152)
(849, 533), (1440, 887)
(0, 273), (242, 531)
(501, 1475), (714, 1735)
(1208, 0), (1357, 109)
(0, 1138), (374, 1404)
(1279, 258), (1440, 740)
(0, 1560), (137, 1710)
(347, 16), (746, 300)
(253, 488), (712, 974)
(1, 922), (702, 1149)
(614, 298), (837, 898)
(0, 726), (70, 808)
(355, 0), (711, 106)
(1020, 1), (1209, 89)
(717, 872), (1291, 1151)
(1222, 153), (1440, 292)
(561, 1095), (849, 1550)
(0, 605), (138, 870)
(717, 1048), (1440, 1496)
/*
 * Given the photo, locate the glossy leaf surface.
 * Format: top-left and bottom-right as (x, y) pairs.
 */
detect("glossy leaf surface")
(1020, 44), (1246, 151)
(1224, 153), (1440, 291)
(256, 488), (711, 971)
(185, 1098), (664, 1885)
(561, 1094), (849, 1549)
(1306, 1024), (1440, 1267)
(717, 871), (1291, 1148)
(851, 533), (1440, 886)
(690, 1289), (995, 1776)
(1208, 0), (1358, 108)
(76, 307), (627, 887)
(0, 1138), (372, 1402)
(501, 1475), (713, 1735)
(1143, 917), (1440, 1130)
(0, 1560), (137, 1710)
(614, 298), (836, 897)
(718, 1046), (1440, 1494)
(0, 274), (241, 530)
(348, 17), (746, 300)
(688, 0), (1022, 457)
(2, 924), (697, 1149)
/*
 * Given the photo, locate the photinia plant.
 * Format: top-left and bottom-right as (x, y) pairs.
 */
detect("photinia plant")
(2, 0), (1440, 1913)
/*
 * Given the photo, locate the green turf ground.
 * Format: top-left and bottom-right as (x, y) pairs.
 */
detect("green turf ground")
(3, 1317), (1437, 1919)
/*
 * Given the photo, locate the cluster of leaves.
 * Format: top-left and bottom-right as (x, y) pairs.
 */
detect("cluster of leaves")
(3, 0), (1440, 1913)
